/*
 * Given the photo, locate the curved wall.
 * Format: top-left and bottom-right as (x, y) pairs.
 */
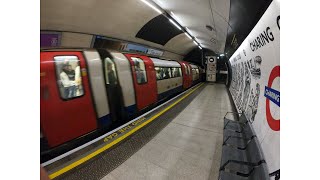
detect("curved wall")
(228, 0), (280, 175)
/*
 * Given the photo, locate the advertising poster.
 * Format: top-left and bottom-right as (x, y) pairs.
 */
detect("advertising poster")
(206, 56), (217, 82)
(40, 32), (61, 47)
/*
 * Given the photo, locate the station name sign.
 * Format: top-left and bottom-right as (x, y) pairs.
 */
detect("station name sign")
(249, 15), (280, 52)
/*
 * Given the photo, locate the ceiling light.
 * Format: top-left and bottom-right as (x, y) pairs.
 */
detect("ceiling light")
(195, 38), (201, 43)
(193, 41), (198, 45)
(185, 33), (192, 39)
(199, 46), (202, 49)
(140, 0), (162, 14)
(170, 12), (180, 22)
(169, 19), (181, 30)
(220, 54), (224, 56)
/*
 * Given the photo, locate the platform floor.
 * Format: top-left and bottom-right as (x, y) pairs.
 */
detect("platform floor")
(101, 83), (234, 180)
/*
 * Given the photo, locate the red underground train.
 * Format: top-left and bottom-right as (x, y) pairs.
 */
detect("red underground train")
(40, 48), (202, 162)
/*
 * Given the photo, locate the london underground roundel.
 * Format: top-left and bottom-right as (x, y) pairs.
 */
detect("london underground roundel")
(264, 66), (280, 131)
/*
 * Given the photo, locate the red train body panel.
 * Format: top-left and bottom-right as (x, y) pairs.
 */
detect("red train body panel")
(179, 61), (193, 89)
(40, 51), (97, 147)
(124, 54), (158, 110)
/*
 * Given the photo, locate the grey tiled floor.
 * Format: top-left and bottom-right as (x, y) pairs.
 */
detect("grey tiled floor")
(101, 84), (233, 180)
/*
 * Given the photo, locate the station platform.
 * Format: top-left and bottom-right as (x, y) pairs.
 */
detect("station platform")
(45, 83), (235, 180)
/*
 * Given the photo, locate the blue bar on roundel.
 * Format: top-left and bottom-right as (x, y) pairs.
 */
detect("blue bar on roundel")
(264, 86), (280, 107)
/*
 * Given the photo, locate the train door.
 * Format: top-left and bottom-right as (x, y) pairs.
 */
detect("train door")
(187, 64), (193, 87)
(40, 51), (97, 147)
(83, 50), (112, 127)
(182, 62), (192, 88)
(124, 54), (157, 110)
(97, 49), (126, 124)
(179, 62), (189, 89)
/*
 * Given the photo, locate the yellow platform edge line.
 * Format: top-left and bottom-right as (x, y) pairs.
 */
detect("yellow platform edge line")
(49, 83), (204, 179)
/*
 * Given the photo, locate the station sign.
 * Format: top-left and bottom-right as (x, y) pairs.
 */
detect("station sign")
(264, 65), (280, 131)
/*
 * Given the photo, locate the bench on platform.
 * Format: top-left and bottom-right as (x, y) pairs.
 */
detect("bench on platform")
(218, 112), (269, 180)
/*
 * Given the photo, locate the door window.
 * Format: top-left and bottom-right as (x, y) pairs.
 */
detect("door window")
(104, 57), (118, 85)
(183, 64), (188, 75)
(54, 56), (84, 100)
(132, 57), (147, 84)
(188, 66), (191, 75)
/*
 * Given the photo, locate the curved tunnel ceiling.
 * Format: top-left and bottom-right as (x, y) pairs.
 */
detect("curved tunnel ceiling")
(153, 0), (231, 54)
(41, 0), (191, 56)
(224, 0), (273, 58)
(41, 0), (232, 57)
(136, 15), (183, 45)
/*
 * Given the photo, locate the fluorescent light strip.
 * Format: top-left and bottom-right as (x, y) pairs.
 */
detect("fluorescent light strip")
(171, 12), (181, 24)
(193, 41), (198, 45)
(169, 19), (181, 30)
(169, 13), (194, 42)
(199, 46), (202, 49)
(140, 0), (162, 14)
(171, 12), (177, 18)
(185, 33), (192, 39)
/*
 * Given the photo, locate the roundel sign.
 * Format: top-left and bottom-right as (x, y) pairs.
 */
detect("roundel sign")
(264, 66), (280, 131)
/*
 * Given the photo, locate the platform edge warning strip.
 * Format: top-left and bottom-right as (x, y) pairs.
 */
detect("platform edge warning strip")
(49, 83), (204, 179)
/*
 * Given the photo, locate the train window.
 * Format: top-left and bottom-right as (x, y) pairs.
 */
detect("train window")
(132, 57), (147, 84)
(162, 67), (172, 79)
(196, 68), (199, 79)
(187, 66), (191, 75)
(155, 67), (163, 80)
(54, 56), (84, 100)
(104, 57), (118, 85)
(171, 67), (181, 78)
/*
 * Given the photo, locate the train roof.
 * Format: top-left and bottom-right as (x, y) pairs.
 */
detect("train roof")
(190, 64), (199, 68)
(150, 58), (180, 68)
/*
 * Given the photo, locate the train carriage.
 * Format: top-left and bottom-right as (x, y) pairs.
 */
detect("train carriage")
(41, 49), (130, 161)
(41, 49), (100, 151)
(40, 48), (202, 162)
(151, 58), (183, 100)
